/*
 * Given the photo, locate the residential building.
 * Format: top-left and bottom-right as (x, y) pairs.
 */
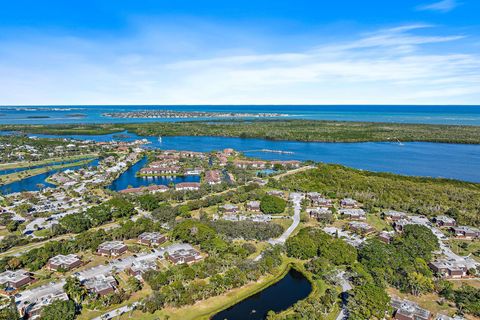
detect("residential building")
(205, 170), (222, 185)
(233, 160), (267, 169)
(450, 226), (480, 239)
(348, 221), (375, 235)
(0, 269), (33, 289)
(167, 248), (202, 265)
(23, 291), (69, 320)
(306, 207), (332, 220)
(429, 259), (468, 279)
(175, 182), (201, 191)
(126, 260), (157, 279)
(383, 210), (408, 222)
(391, 298), (431, 320)
(83, 274), (117, 296)
(379, 231), (395, 244)
(97, 241), (128, 257)
(340, 198), (360, 208)
(433, 216), (456, 227)
(137, 232), (167, 246)
(339, 208), (366, 220)
(220, 204), (239, 213)
(246, 201), (261, 212)
(270, 160), (301, 168)
(139, 166), (180, 175)
(46, 254), (82, 271)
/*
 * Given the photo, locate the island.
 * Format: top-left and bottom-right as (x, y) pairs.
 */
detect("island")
(102, 110), (289, 119)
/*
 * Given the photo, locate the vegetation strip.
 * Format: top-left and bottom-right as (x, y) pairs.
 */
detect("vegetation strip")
(3, 119), (480, 144)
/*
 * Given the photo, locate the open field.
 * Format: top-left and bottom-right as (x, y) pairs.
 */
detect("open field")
(3, 119), (480, 144)
(0, 153), (98, 170)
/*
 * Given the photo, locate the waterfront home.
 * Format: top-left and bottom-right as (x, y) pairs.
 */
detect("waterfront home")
(220, 204), (239, 214)
(83, 274), (117, 296)
(450, 226), (480, 239)
(137, 232), (167, 246)
(340, 198), (360, 208)
(97, 241), (128, 257)
(270, 160), (301, 169)
(46, 254), (82, 271)
(429, 259), (468, 279)
(175, 182), (201, 191)
(383, 210), (408, 222)
(149, 160), (179, 168)
(180, 151), (206, 159)
(347, 221), (375, 235)
(139, 166), (180, 175)
(246, 201), (261, 212)
(379, 231), (395, 244)
(205, 170), (222, 185)
(0, 269), (33, 290)
(338, 208), (366, 220)
(433, 215), (456, 227)
(119, 185), (169, 194)
(391, 297), (431, 320)
(233, 160), (267, 169)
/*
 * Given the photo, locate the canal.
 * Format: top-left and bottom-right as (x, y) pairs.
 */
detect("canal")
(212, 269), (312, 320)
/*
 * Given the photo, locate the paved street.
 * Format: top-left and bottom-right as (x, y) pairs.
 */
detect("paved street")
(269, 192), (303, 245)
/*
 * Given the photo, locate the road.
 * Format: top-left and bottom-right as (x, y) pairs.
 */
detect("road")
(335, 271), (352, 320)
(269, 192), (303, 245)
(92, 302), (138, 320)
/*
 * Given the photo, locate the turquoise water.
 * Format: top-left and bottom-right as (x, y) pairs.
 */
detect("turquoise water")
(1, 105), (480, 125)
(8, 131), (480, 183)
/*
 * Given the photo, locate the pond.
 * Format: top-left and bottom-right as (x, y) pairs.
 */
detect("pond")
(212, 269), (312, 320)
(107, 156), (200, 191)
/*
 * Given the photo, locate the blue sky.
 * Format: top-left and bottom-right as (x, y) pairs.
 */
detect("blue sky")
(1, 0), (479, 105)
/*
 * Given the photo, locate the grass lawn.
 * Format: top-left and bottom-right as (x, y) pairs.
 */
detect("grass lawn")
(0, 153), (97, 170)
(366, 214), (392, 231)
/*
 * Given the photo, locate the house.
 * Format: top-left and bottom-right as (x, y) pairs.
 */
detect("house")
(180, 151), (206, 159)
(379, 231), (395, 244)
(348, 221), (375, 235)
(220, 204), (239, 214)
(429, 259), (468, 279)
(119, 185), (169, 194)
(233, 160), (267, 169)
(383, 210), (408, 222)
(175, 182), (201, 191)
(0, 269), (33, 289)
(393, 219), (423, 232)
(270, 160), (301, 169)
(340, 198), (360, 208)
(436, 315), (465, 320)
(83, 274), (117, 296)
(137, 232), (167, 246)
(306, 192), (333, 207)
(166, 245), (202, 264)
(97, 241), (128, 257)
(267, 190), (285, 198)
(46, 254), (82, 271)
(306, 207), (332, 220)
(450, 226), (480, 239)
(391, 298), (431, 320)
(339, 208), (366, 220)
(23, 291), (69, 320)
(246, 201), (261, 212)
(126, 260), (157, 279)
(433, 216), (456, 227)
(205, 170), (222, 185)
(139, 166), (180, 175)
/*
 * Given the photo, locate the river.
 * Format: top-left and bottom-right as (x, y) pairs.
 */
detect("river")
(212, 269), (312, 320)
(12, 131), (480, 183)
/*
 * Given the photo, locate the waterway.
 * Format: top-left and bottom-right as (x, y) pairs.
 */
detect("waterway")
(0, 159), (99, 194)
(1, 105), (480, 125)
(107, 156), (200, 191)
(212, 269), (312, 320)
(11, 131), (480, 183)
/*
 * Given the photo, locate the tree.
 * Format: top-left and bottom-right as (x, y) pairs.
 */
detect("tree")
(41, 300), (76, 320)
(64, 276), (87, 304)
(128, 276), (142, 292)
(347, 283), (390, 320)
(60, 213), (91, 233)
(260, 195), (286, 214)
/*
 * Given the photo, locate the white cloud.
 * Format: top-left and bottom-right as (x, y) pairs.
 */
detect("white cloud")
(0, 23), (479, 105)
(417, 0), (460, 13)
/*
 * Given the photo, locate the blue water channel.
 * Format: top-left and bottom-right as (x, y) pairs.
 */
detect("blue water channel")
(0, 159), (99, 194)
